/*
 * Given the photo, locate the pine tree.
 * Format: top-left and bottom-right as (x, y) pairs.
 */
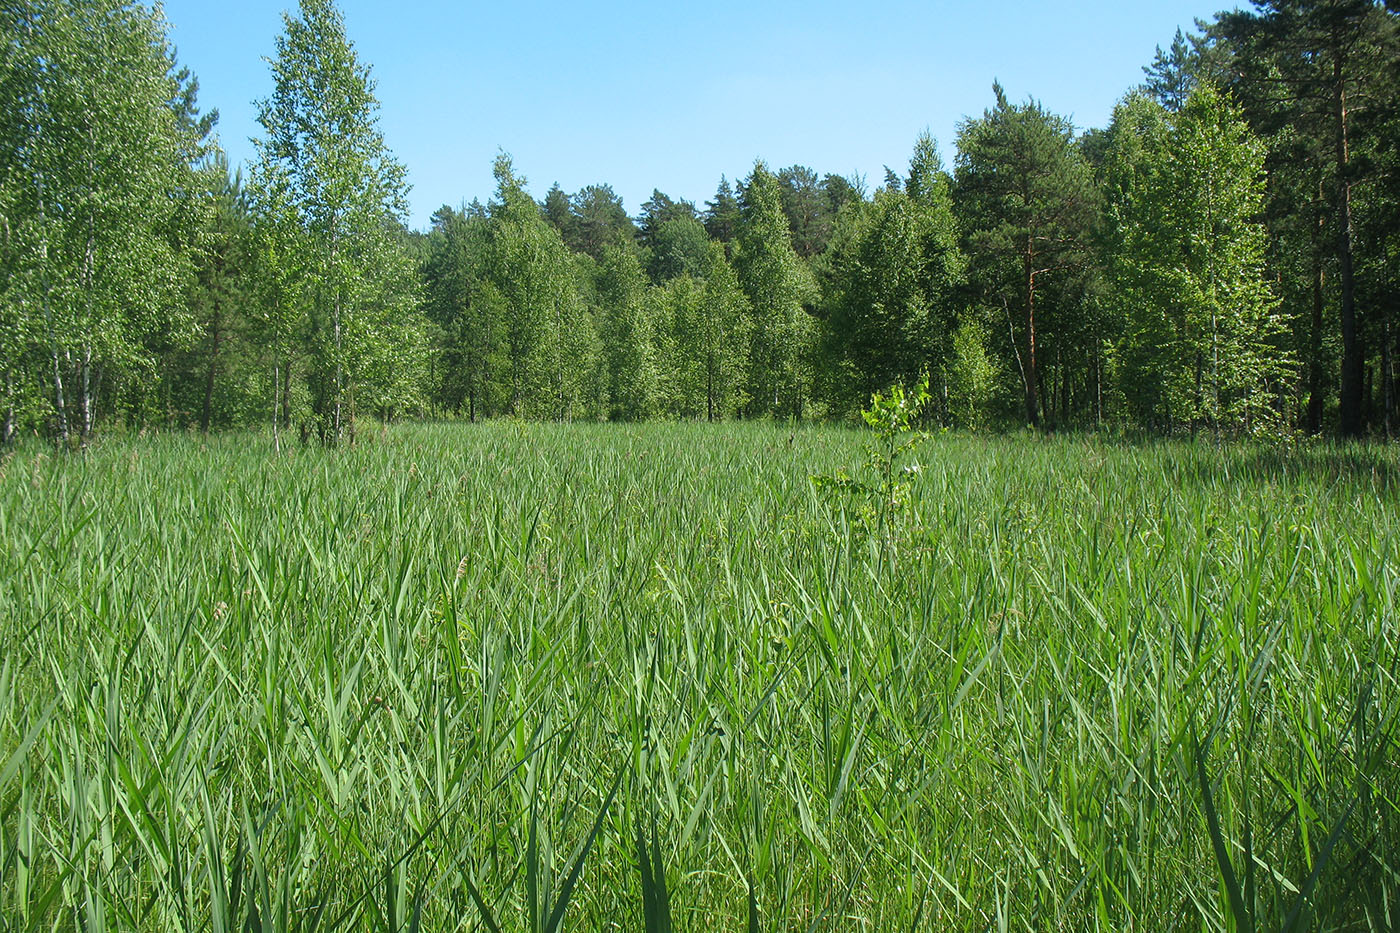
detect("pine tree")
(1141, 25), (1218, 111)
(540, 182), (575, 242)
(954, 83), (1098, 427)
(568, 184), (637, 261)
(424, 204), (504, 420)
(703, 175), (741, 247)
(182, 158), (255, 432)
(1216, 0), (1399, 435)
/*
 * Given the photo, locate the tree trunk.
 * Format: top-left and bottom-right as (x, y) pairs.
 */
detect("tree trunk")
(333, 288), (343, 445)
(1387, 301), (1397, 439)
(49, 349), (67, 445)
(273, 360), (281, 453)
(1022, 246), (1041, 427)
(201, 303), (223, 433)
(79, 347), (92, 447)
(2, 370), (14, 444)
(1305, 201), (1326, 434)
(1363, 360), (1374, 428)
(1094, 342), (1103, 426)
(281, 360), (293, 431)
(707, 355), (715, 423)
(1334, 59), (1363, 437)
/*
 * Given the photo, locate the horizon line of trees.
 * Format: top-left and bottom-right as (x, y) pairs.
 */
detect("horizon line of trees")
(2, 0), (1398, 446)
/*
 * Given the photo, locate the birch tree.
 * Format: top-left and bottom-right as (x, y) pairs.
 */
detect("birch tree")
(250, 0), (422, 444)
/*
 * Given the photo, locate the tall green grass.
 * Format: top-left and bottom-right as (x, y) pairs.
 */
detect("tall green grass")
(0, 423), (1396, 930)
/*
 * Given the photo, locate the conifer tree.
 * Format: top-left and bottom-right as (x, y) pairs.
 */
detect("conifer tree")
(954, 84), (1098, 427)
(1216, 0), (1399, 435)
(424, 204), (504, 420)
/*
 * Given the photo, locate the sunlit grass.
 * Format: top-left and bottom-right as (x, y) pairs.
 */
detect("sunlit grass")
(1, 423), (1396, 930)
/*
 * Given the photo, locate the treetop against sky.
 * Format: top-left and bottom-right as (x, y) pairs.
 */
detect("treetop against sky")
(160, 0), (1216, 230)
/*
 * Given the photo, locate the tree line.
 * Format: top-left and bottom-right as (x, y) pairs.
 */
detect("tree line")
(2, 0), (1398, 445)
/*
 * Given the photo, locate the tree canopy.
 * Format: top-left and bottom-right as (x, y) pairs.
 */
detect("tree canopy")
(3, 0), (1398, 442)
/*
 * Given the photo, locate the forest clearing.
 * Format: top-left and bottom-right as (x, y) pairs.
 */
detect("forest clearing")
(1, 423), (1396, 929)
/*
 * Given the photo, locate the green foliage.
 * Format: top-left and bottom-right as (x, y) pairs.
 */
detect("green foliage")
(649, 244), (753, 420)
(644, 215), (711, 284)
(820, 134), (964, 416)
(424, 204), (500, 419)
(1213, 0), (1399, 437)
(954, 83), (1099, 428)
(702, 175), (741, 246)
(166, 159), (261, 432)
(0, 0), (204, 443)
(735, 162), (817, 418)
(946, 317), (1003, 430)
(1104, 86), (1290, 435)
(1141, 25), (1216, 111)
(566, 183), (638, 261)
(486, 156), (600, 420)
(249, 0), (426, 443)
(813, 373), (932, 554)
(4, 1), (1398, 443)
(595, 245), (656, 420)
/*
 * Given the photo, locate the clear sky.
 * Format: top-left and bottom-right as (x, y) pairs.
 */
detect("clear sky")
(158, 0), (1226, 231)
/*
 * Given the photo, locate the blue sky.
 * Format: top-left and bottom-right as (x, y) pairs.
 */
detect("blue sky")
(158, 0), (1226, 230)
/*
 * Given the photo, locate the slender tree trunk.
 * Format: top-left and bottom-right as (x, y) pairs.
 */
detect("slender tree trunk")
(28, 12), (65, 447)
(79, 346), (92, 447)
(1095, 340), (1104, 426)
(1022, 245), (1040, 428)
(91, 364), (102, 435)
(707, 355), (715, 423)
(2, 370), (14, 444)
(333, 289), (343, 444)
(49, 348), (67, 445)
(1334, 59), (1363, 437)
(1363, 361), (1374, 428)
(1306, 201), (1326, 433)
(273, 359), (281, 453)
(281, 359), (293, 431)
(202, 303), (223, 433)
(1387, 300), (1397, 439)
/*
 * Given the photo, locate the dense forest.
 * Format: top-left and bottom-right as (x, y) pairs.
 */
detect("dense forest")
(2, 0), (1398, 445)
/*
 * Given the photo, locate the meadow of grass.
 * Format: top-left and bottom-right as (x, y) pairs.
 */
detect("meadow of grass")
(0, 422), (1397, 931)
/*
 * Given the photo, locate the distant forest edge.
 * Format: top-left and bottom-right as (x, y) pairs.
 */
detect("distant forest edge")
(2, 0), (1398, 446)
